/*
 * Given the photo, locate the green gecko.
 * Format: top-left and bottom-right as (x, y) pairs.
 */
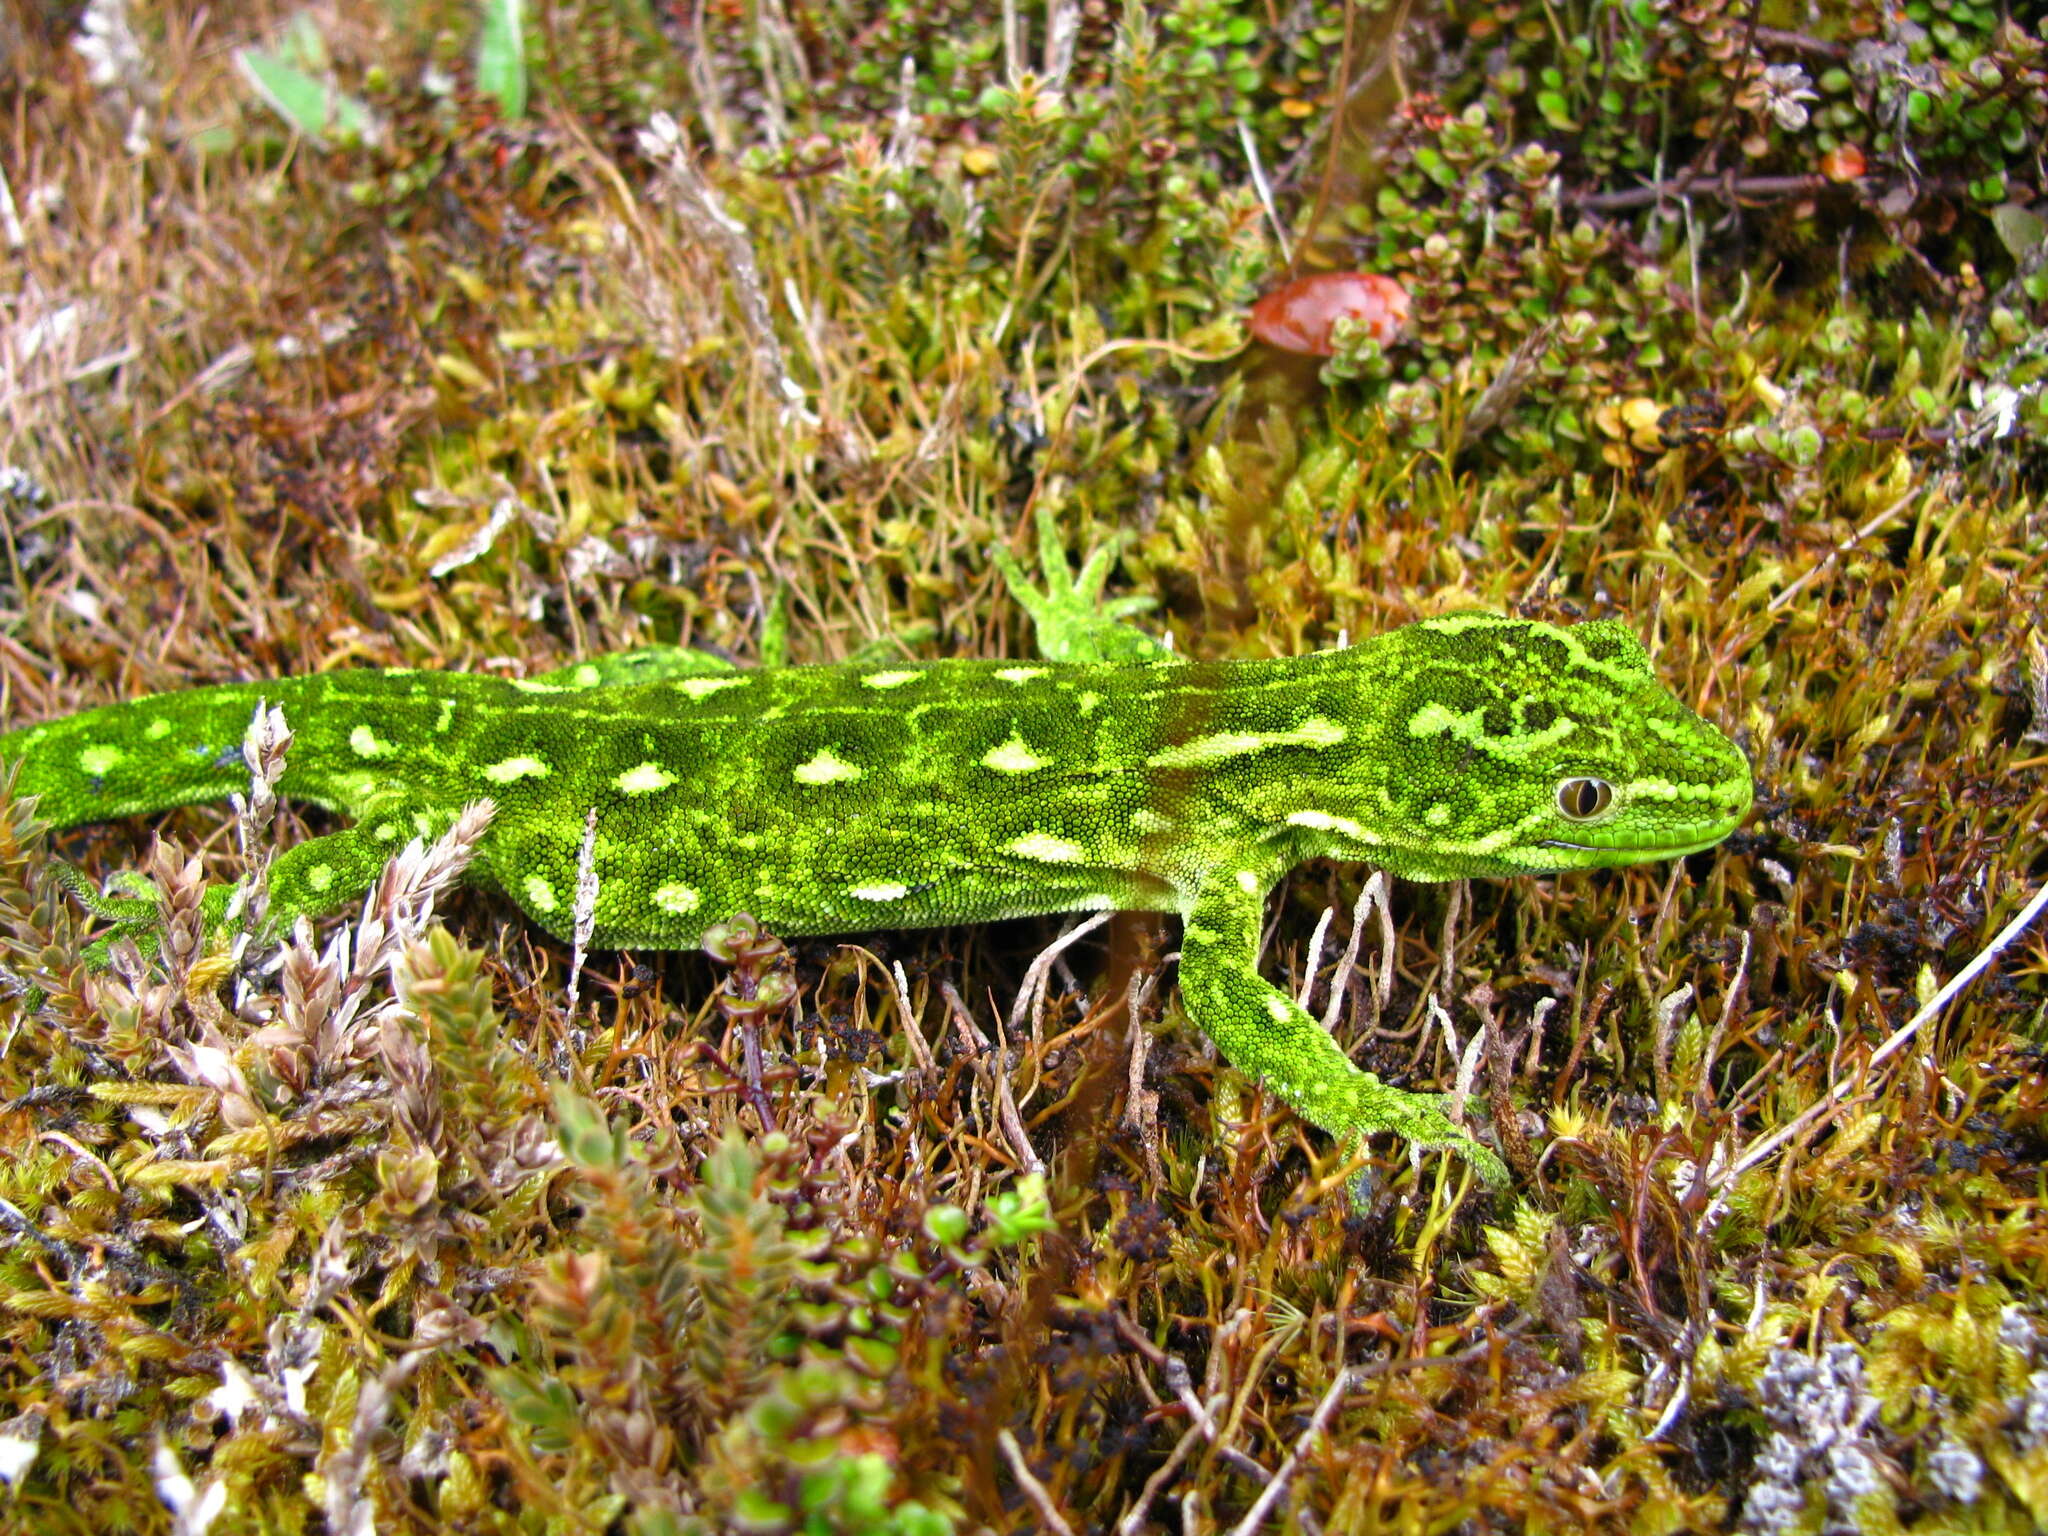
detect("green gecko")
(0, 518), (1751, 1185)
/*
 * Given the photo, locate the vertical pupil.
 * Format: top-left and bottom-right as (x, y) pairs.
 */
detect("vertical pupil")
(1561, 778), (1609, 819)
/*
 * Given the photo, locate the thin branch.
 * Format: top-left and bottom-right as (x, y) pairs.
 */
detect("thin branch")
(1117, 1392), (1229, 1536)
(1008, 911), (1113, 1042)
(1572, 173), (1831, 212)
(1753, 26), (1848, 61)
(1239, 119), (1291, 267)
(1766, 484), (1923, 616)
(997, 1430), (1077, 1536)
(1709, 874), (2048, 1204)
(1224, 1367), (1355, 1536)
(1669, 0), (1766, 200)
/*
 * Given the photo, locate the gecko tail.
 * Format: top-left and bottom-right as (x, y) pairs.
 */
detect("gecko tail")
(0, 684), (283, 828)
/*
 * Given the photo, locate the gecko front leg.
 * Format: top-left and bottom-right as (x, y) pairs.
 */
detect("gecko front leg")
(1177, 866), (1509, 1189)
(992, 504), (1171, 664)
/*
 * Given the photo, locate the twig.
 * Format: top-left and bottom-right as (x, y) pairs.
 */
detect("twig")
(1321, 873), (1380, 1033)
(1437, 881), (1464, 1007)
(891, 959), (934, 1073)
(997, 1429), (1077, 1536)
(1709, 874), (2048, 1203)
(1008, 911), (1113, 1042)
(1117, 1392), (1230, 1536)
(1753, 26), (1847, 61)
(1668, 0), (1766, 201)
(1700, 930), (1752, 1101)
(636, 112), (815, 425)
(1766, 485), (1923, 615)
(989, 1010), (1045, 1176)
(938, 977), (991, 1055)
(1041, 0), (1079, 85)
(1224, 1367), (1356, 1536)
(1238, 119), (1290, 268)
(0, 1196), (84, 1267)
(1572, 173), (1830, 212)
(0, 161), (22, 249)
(1651, 984), (1694, 1110)
(566, 807), (599, 1010)
(1296, 903), (1335, 1011)
(1554, 976), (1616, 1106)
(1123, 966), (1165, 1183)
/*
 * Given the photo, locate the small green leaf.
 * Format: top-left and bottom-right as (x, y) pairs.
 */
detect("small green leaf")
(485, 1369), (580, 1454)
(476, 0), (528, 120)
(986, 1173), (1057, 1246)
(1991, 204), (2047, 259)
(552, 1084), (629, 1169)
(235, 33), (378, 146)
(277, 10), (330, 72)
(1536, 91), (1577, 130)
(732, 1489), (794, 1531)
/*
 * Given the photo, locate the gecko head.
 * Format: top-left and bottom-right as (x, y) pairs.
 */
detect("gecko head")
(1297, 615), (1752, 879)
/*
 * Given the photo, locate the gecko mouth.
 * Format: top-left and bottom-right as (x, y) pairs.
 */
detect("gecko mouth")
(1538, 828), (1735, 856)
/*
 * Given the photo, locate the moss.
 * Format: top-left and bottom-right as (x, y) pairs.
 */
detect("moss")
(0, 0), (2042, 1528)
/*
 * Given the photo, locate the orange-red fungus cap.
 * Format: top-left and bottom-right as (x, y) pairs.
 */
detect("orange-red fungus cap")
(1248, 271), (1410, 355)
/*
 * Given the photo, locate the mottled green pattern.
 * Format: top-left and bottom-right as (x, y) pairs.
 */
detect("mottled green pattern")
(0, 607), (1751, 1184)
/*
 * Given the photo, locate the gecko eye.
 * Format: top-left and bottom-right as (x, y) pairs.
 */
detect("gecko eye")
(1556, 777), (1614, 821)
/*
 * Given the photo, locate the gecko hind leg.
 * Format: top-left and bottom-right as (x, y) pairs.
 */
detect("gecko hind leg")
(58, 816), (426, 968)
(261, 819), (446, 934)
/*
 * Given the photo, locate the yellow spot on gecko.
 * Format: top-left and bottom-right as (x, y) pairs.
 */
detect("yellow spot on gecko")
(350, 726), (394, 758)
(981, 733), (1048, 774)
(1266, 996), (1294, 1023)
(144, 718), (174, 741)
(616, 761), (676, 795)
(994, 666), (1048, 685)
(793, 747), (861, 785)
(860, 670), (920, 690)
(1146, 716), (1346, 769)
(306, 864), (334, 893)
(1007, 832), (1083, 864)
(77, 743), (123, 776)
(1286, 809), (1371, 839)
(1235, 870), (1263, 894)
(652, 883), (701, 915)
(1424, 803), (1453, 827)
(482, 756), (550, 784)
(852, 882), (909, 901)
(677, 676), (746, 700)
(524, 876), (558, 913)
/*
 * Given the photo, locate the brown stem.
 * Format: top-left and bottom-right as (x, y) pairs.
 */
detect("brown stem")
(1753, 26), (1848, 61)
(1293, 0), (1360, 271)
(1571, 172), (1832, 211)
(1669, 0), (1767, 199)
